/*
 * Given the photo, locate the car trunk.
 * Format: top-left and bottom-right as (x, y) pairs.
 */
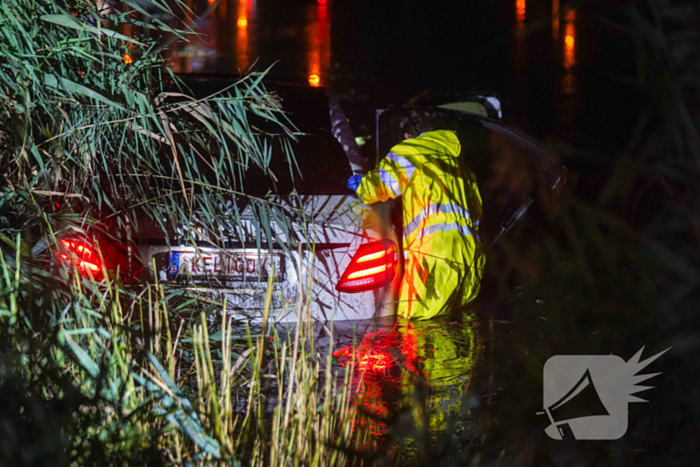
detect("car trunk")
(130, 76), (393, 321)
(136, 192), (375, 320)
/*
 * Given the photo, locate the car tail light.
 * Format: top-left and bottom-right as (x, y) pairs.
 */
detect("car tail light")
(57, 236), (143, 283)
(336, 240), (397, 293)
(58, 239), (103, 277)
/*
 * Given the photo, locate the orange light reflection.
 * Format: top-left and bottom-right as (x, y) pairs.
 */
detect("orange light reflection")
(562, 8), (577, 98)
(565, 34), (574, 48)
(236, 0), (250, 72)
(564, 18), (575, 69)
(565, 7), (576, 22)
(121, 10), (133, 65)
(516, 0), (526, 21)
(307, 2), (330, 87)
(514, 0), (526, 70)
(552, 0), (559, 39)
(308, 74), (320, 87)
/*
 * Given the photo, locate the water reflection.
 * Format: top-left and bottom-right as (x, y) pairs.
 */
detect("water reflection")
(334, 314), (478, 451)
(563, 8), (576, 70)
(236, 0), (252, 72)
(514, 0), (526, 71)
(562, 8), (576, 98)
(306, 1), (331, 87)
(516, 0), (526, 22)
(121, 5), (134, 63)
(218, 0), (226, 18)
(552, 0), (559, 40)
(165, 0), (330, 83)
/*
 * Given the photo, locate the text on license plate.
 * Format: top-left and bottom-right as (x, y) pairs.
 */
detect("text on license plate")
(168, 250), (282, 279)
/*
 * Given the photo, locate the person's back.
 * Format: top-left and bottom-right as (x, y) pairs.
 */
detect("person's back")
(351, 123), (485, 319)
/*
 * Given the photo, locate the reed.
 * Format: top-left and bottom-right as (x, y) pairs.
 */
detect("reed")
(0, 232), (359, 465)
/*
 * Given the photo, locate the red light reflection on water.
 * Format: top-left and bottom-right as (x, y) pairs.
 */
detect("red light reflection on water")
(308, 74), (321, 87)
(514, 0), (526, 70)
(307, 1), (330, 87)
(336, 337), (397, 447)
(564, 12), (576, 69)
(236, 0), (250, 72)
(516, 0), (526, 22)
(334, 325), (421, 451)
(331, 317), (477, 454)
(561, 8), (576, 98)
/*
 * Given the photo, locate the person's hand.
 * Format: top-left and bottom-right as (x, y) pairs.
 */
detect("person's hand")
(347, 174), (363, 193)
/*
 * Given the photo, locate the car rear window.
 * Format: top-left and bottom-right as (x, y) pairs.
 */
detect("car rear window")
(167, 75), (354, 196)
(241, 133), (353, 196)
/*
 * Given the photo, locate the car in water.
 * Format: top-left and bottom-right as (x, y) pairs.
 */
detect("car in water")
(54, 75), (566, 323)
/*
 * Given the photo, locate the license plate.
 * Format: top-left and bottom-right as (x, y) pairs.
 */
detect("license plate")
(168, 249), (283, 281)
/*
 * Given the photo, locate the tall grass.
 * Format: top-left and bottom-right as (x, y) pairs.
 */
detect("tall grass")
(0, 232), (358, 465)
(185, 283), (359, 466)
(0, 0), (356, 464)
(0, 0), (303, 255)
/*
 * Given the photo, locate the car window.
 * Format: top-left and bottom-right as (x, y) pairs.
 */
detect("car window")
(242, 133), (354, 196)
(169, 75), (353, 196)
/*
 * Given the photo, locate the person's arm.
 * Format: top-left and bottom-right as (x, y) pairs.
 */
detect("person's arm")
(356, 151), (417, 204)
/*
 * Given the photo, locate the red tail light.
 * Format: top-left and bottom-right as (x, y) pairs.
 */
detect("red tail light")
(59, 239), (103, 277)
(57, 237), (143, 283)
(336, 240), (397, 293)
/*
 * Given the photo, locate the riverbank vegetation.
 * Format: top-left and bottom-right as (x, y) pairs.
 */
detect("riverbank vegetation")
(1, 0), (699, 465)
(0, 0), (356, 464)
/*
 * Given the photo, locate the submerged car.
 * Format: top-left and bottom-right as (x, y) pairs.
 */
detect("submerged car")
(55, 76), (566, 323)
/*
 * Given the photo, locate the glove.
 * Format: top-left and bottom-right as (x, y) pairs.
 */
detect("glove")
(347, 174), (363, 193)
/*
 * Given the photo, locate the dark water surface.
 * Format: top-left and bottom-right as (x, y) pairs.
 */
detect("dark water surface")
(167, 1), (691, 464)
(167, 0), (639, 147)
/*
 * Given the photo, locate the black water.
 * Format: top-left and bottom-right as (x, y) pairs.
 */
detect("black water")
(169, 1), (695, 465)
(168, 0), (638, 146)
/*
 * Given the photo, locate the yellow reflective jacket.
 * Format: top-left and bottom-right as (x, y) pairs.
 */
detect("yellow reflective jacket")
(357, 130), (482, 253)
(356, 130), (484, 319)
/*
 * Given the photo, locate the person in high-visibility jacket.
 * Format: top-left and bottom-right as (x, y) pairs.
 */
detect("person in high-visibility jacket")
(349, 120), (485, 320)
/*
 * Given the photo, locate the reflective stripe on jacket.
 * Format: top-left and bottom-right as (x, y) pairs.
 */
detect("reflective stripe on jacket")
(356, 130), (482, 250)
